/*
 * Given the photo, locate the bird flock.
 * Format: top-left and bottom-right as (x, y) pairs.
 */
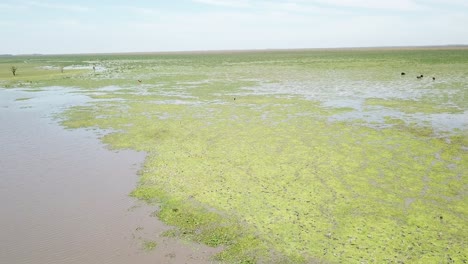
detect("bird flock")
(401, 72), (436, 81)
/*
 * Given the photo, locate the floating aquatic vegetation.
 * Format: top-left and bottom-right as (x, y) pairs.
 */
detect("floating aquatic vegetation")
(142, 240), (158, 251)
(2, 49), (467, 263)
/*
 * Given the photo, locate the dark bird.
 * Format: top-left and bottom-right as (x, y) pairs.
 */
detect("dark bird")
(401, 72), (406, 76)
(432, 77), (436, 81)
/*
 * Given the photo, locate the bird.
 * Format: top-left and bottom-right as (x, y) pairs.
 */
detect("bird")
(432, 77), (436, 81)
(401, 72), (406, 76)
(137, 80), (142, 83)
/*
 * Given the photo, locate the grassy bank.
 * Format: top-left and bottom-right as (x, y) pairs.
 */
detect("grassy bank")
(2, 48), (467, 263)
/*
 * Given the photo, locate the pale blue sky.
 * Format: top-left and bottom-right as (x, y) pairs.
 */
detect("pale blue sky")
(1, 0), (467, 54)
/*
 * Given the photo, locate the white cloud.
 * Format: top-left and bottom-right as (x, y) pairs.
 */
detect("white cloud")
(257, 1), (348, 15)
(425, 0), (468, 7)
(191, 0), (423, 14)
(307, 0), (421, 11)
(0, 3), (23, 9)
(192, 0), (252, 8)
(25, 1), (90, 12)
(1, 0), (467, 54)
(116, 6), (162, 16)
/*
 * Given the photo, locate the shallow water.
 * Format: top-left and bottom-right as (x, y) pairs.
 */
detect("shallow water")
(2, 49), (466, 263)
(0, 88), (219, 264)
(241, 78), (468, 132)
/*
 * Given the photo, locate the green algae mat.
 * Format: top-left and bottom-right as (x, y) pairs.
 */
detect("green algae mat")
(1, 49), (467, 263)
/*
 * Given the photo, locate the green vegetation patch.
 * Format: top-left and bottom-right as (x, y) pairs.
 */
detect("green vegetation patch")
(0, 59), (87, 89)
(61, 94), (467, 263)
(142, 240), (158, 251)
(4, 49), (467, 263)
(15, 97), (32, 101)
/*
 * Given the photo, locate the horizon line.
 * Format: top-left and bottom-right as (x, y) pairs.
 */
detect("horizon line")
(2, 44), (468, 57)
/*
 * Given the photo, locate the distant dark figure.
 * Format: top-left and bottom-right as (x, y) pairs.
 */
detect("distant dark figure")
(138, 80), (142, 83)
(233, 97), (236, 101)
(432, 77), (436, 81)
(93, 66), (96, 73)
(417, 74), (424, 79)
(401, 72), (406, 76)
(420, 75), (424, 78)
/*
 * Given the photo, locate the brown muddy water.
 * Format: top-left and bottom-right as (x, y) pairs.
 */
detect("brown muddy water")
(0, 88), (220, 264)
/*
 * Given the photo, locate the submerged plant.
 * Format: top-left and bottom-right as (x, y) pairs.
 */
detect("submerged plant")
(142, 240), (157, 251)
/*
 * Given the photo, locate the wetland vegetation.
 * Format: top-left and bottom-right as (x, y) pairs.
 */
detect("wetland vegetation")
(1, 48), (467, 263)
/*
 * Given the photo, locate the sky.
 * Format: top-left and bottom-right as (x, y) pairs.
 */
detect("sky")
(1, 0), (467, 54)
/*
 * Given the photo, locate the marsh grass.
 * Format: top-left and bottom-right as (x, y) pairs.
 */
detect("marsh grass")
(14, 97), (32, 101)
(2, 48), (467, 263)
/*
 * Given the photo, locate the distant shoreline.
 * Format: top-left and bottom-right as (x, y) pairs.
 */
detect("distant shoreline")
(4, 44), (468, 57)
